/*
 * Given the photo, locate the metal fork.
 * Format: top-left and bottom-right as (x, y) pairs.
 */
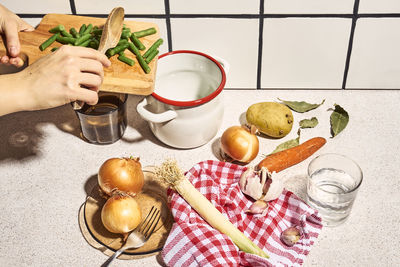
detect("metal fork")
(101, 206), (161, 267)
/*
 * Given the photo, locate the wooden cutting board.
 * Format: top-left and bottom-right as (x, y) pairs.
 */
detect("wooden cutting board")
(0, 14), (160, 95)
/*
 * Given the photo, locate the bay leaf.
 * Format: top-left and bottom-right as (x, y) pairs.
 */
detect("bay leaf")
(329, 104), (349, 138)
(299, 117), (319, 129)
(278, 98), (325, 113)
(270, 131), (300, 154)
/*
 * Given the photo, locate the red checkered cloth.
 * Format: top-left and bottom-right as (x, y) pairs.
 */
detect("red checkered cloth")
(161, 160), (323, 267)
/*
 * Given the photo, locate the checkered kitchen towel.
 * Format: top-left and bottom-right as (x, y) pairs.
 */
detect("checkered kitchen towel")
(161, 160), (323, 267)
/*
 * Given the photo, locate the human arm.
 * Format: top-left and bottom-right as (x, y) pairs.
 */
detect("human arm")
(0, 45), (111, 116)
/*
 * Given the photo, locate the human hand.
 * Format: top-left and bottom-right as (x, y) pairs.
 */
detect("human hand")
(15, 45), (111, 111)
(0, 4), (34, 66)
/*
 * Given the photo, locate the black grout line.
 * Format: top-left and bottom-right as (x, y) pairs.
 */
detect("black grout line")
(164, 0), (172, 52)
(225, 88), (400, 91)
(358, 13), (400, 18)
(256, 0), (264, 89)
(342, 0), (360, 89)
(69, 0), (76, 15)
(16, 13), (400, 19)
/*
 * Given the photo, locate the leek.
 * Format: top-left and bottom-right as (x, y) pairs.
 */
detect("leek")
(155, 160), (269, 259)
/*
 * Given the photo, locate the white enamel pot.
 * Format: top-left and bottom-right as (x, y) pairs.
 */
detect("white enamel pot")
(137, 50), (230, 149)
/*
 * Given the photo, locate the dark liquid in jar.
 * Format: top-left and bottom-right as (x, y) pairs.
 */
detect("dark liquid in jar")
(78, 95), (127, 144)
(81, 95), (123, 115)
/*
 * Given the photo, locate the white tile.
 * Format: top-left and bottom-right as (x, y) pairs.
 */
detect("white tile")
(359, 0), (400, 13)
(22, 18), (44, 29)
(1, 0), (71, 14)
(347, 18), (400, 89)
(170, 0), (259, 14)
(265, 0), (354, 14)
(125, 18), (168, 55)
(171, 18), (259, 89)
(75, 0), (165, 14)
(261, 18), (351, 89)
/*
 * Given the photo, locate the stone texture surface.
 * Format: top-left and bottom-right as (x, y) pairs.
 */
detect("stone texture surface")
(0, 90), (399, 266)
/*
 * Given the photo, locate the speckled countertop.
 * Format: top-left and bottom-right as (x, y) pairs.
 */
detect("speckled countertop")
(0, 90), (399, 266)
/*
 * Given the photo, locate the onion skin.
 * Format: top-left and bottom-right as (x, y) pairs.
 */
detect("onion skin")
(220, 126), (259, 163)
(101, 193), (142, 234)
(98, 157), (145, 197)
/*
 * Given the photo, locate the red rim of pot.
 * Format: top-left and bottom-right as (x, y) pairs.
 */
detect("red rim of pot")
(152, 50), (226, 107)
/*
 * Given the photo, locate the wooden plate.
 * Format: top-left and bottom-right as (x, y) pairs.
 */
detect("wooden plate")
(81, 167), (173, 259)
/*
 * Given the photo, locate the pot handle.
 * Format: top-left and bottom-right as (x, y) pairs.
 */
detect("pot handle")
(212, 55), (230, 75)
(137, 98), (178, 123)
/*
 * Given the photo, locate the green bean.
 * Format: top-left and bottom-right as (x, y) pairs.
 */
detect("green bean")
(56, 35), (76, 45)
(92, 28), (103, 35)
(39, 33), (59, 51)
(118, 52), (135, 66)
(107, 43), (129, 57)
(78, 39), (91, 47)
(74, 33), (91, 46)
(49, 25), (65, 34)
(83, 24), (93, 35)
(130, 33), (145, 50)
(61, 30), (73, 38)
(128, 42), (150, 74)
(145, 49), (159, 64)
(89, 38), (99, 49)
(121, 28), (131, 39)
(51, 47), (58, 52)
(117, 39), (129, 46)
(143, 38), (163, 58)
(69, 27), (80, 38)
(133, 27), (156, 38)
(79, 24), (87, 35)
(127, 42), (140, 56)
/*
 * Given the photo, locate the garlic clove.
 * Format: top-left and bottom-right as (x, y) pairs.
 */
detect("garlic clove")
(262, 171), (284, 202)
(246, 200), (269, 214)
(240, 167), (264, 200)
(280, 226), (302, 247)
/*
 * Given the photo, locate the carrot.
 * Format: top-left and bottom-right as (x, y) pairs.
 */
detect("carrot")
(257, 137), (326, 173)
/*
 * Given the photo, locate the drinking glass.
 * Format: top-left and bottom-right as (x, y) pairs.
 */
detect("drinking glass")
(75, 92), (128, 144)
(306, 153), (363, 227)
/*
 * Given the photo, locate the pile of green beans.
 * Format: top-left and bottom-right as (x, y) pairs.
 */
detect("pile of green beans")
(39, 23), (163, 74)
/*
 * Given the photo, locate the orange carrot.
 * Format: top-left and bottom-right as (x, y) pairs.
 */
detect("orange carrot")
(257, 137), (326, 173)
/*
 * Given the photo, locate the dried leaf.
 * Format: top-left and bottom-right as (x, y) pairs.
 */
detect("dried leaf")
(270, 132), (300, 154)
(278, 98), (325, 113)
(329, 104), (349, 138)
(299, 117), (319, 129)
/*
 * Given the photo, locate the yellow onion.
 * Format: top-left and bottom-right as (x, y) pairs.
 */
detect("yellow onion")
(101, 192), (142, 234)
(220, 126), (259, 163)
(98, 157), (144, 197)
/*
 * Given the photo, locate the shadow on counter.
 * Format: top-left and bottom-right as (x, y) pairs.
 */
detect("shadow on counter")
(0, 94), (172, 162)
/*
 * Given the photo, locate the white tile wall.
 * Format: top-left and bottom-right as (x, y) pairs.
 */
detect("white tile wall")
(1, 0), (71, 14)
(171, 18), (259, 88)
(347, 18), (400, 89)
(2, 0), (400, 89)
(75, 0), (165, 14)
(261, 18), (351, 89)
(359, 0), (400, 14)
(265, 0), (355, 14)
(170, 0), (259, 14)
